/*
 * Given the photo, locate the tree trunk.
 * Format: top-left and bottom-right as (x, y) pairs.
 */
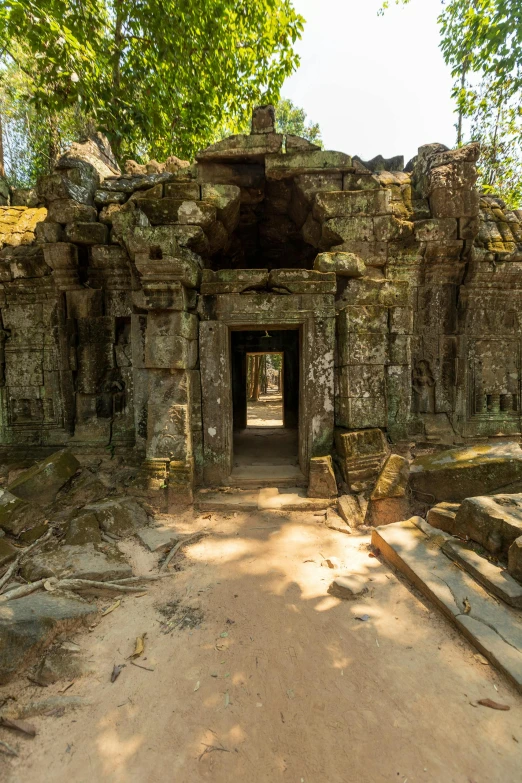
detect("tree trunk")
(251, 355), (261, 402)
(110, 1), (124, 161)
(0, 114), (5, 178)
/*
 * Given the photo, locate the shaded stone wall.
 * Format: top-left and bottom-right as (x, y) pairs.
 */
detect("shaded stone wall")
(0, 106), (518, 503)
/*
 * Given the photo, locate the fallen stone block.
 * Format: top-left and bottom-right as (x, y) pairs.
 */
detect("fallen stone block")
(335, 428), (389, 492)
(308, 455), (338, 499)
(313, 251), (365, 277)
(0, 487), (46, 536)
(65, 511), (102, 545)
(136, 526), (182, 552)
(409, 442), (522, 503)
(0, 593), (97, 685)
(367, 496), (411, 527)
(373, 518), (522, 692)
(453, 494), (522, 555)
(442, 539), (522, 608)
(371, 454), (409, 500)
(21, 542), (132, 582)
(329, 574), (368, 598)
(8, 450), (80, 506)
(337, 494), (365, 528)
(84, 498), (148, 537)
(508, 536), (522, 583)
(426, 502), (460, 534)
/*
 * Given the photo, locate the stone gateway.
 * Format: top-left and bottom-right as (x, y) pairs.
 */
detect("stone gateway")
(0, 106), (519, 509)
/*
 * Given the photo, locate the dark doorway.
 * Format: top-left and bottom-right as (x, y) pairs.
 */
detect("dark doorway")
(229, 329), (303, 486)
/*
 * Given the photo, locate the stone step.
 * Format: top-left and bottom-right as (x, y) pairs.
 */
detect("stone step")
(195, 487), (335, 513)
(222, 465), (307, 489)
(373, 518), (522, 693)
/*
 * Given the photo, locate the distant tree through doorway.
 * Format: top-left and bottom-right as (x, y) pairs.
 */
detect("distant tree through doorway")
(246, 352), (283, 426)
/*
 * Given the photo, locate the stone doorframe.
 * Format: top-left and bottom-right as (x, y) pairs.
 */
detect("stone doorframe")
(199, 293), (335, 486)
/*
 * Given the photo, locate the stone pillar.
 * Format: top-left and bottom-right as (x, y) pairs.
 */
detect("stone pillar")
(129, 227), (203, 508)
(199, 320), (232, 485)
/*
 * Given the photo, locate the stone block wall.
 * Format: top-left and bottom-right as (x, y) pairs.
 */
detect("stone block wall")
(0, 108), (518, 504)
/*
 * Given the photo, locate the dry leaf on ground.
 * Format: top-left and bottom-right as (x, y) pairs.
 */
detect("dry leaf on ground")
(477, 698), (510, 711)
(102, 599), (121, 617)
(129, 633), (147, 658)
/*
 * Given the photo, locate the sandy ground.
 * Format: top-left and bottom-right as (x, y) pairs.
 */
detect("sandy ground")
(2, 509), (521, 783)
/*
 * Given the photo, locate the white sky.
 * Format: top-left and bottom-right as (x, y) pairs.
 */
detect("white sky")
(282, 0), (456, 163)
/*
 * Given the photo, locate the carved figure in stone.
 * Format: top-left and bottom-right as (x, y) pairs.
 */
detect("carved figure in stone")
(413, 360), (435, 413)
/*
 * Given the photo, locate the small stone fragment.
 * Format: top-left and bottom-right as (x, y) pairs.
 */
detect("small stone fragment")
(508, 535), (522, 583)
(308, 455), (338, 499)
(329, 575), (369, 598)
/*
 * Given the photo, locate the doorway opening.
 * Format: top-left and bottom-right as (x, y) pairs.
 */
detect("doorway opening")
(246, 353), (283, 427)
(229, 329), (304, 486)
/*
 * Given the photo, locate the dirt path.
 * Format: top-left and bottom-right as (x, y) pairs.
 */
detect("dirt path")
(3, 510), (521, 783)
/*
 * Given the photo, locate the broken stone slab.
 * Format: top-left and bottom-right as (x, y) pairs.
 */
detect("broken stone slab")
(0, 593), (98, 685)
(329, 574), (368, 598)
(0, 487), (46, 536)
(373, 519), (522, 692)
(453, 494), (522, 555)
(136, 526), (182, 552)
(313, 251), (365, 278)
(20, 542), (132, 583)
(426, 502), (460, 534)
(65, 511), (102, 545)
(307, 455), (338, 499)
(337, 494), (365, 528)
(442, 539), (522, 609)
(325, 507), (350, 533)
(8, 450), (80, 506)
(83, 498), (148, 538)
(508, 537), (522, 582)
(409, 442), (522, 503)
(371, 454), (409, 500)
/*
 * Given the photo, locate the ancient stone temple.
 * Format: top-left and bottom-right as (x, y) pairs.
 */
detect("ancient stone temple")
(0, 104), (520, 509)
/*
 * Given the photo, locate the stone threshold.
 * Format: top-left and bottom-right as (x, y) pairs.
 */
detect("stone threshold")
(195, 487), (336, 512)
(372, 518), (522, 693)
(222, 465), (307, 489)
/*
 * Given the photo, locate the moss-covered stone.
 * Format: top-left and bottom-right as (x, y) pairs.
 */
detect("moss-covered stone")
(410, 443), (522, 503)
(8, 450), (80, 506)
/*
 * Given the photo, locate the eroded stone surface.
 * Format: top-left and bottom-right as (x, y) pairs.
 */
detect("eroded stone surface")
(8, 450), (80, 506)
(307, 456), (338, 499)
(0, 593), (97, 684)
(21, 542), (132, 582)
(410, 443), (522, 503)
(453, 494), (522, 555)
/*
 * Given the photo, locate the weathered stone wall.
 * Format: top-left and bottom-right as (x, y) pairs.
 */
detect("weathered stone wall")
(0, 106), (518, 505)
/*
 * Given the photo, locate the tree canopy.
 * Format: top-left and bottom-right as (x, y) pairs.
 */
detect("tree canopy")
(383, 0), (522, 206)
(0, 0), (304, 163)
(275, 97), (322, 145)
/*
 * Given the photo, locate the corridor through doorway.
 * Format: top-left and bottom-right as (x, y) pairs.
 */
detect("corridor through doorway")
(229, 329), (304, 487)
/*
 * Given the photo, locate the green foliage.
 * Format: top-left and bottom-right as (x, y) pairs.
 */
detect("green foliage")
(275, 97), (322, 145)
(0, 0), (304, 164)
(382, 0), (522, 207)
(0, 50), (92, 187)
